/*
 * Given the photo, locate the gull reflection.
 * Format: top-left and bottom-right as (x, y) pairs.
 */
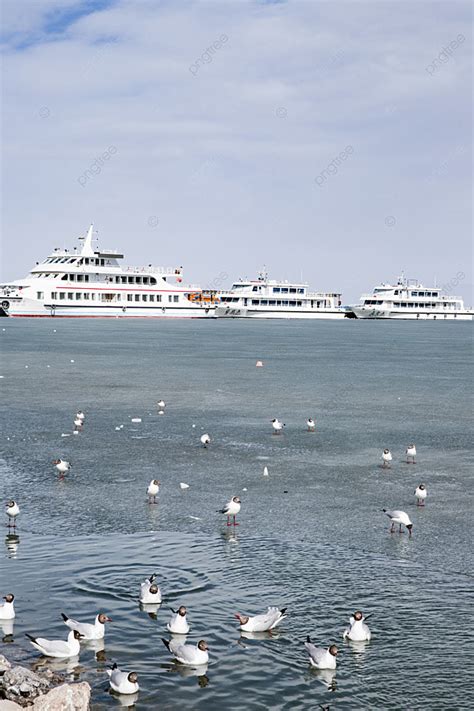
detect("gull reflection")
(139, 602), (161, 620)
(162, 661), (209, 687)
(220, 529), (239, 546)
(240, 629), (281, 642)
(1, 619), (14, 642)
(309, 667), (337, 691)
(31, 655), (82, 678)
(109, 690), (139, 708)
(5, 533), (20, 559)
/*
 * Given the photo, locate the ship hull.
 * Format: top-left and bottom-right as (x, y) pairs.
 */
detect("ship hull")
(0, 297), (215, 318)
(215, 306), (347, 319)
(349, 306), (473, 320)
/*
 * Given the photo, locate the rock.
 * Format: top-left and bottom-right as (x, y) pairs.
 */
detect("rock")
(2, 666), (50, 704)
(0, 654), (11, 673)
(32, 683), (91, 710)
(0, 700), (24, 710)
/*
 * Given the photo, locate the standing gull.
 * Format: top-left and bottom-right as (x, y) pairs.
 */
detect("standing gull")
(271, 419), (285, 434)
(306, 418), (316, 432)
(0, 594), (15, 620)
(53, 459), (71, 479)
(200, 434), (211, 447)
(218, 496), (241, 526)
(383, 509), (413, 535)
(414, 484), (427, 506)
(382, 449), (392, 468)
(6, 501), (19, 528)
(147, 479), (160, 504)
(406, 444), (417, 463)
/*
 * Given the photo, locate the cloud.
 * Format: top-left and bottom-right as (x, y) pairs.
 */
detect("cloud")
(1, 0), (472, 302)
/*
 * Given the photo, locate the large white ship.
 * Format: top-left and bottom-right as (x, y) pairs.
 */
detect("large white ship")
(0, 225), (217, 318)
(350, 276), (473, 320)
(215, 269), (346, 319)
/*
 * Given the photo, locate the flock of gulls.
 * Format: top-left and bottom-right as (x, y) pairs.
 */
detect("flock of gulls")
(3, 365), (431, 702)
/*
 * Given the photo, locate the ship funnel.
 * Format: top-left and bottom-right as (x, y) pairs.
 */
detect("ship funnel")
(80, 224), (95, 257)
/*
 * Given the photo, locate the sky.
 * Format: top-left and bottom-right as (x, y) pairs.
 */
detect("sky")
(1, 0), (472, 303)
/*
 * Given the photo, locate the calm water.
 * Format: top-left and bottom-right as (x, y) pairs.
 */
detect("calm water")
(1, 319), (473, 710)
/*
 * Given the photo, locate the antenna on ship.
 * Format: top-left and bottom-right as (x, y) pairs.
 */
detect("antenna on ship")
(258, 265), (268, 282)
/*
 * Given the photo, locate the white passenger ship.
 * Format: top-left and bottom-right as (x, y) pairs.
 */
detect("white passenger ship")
(215, 269), (346, 319)
(0, 225), (216, 318)
(350, 276), (473, 320)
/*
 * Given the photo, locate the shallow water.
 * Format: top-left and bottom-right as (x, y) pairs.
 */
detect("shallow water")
(1, 319), (473, 709)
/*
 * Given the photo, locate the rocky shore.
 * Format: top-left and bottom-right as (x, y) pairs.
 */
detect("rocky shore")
(0, 656), (90, 710)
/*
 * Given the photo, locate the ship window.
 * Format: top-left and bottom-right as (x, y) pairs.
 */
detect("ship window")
(76, 293), (81, 300)
(156, 295), (162, 302)
(51, 292), (57, 299)
(174, 295), (179, 302)
(127, 294), (133, 302)
(297, 289), (304, 294)
(297, 300), (302, 306)
(290, 288), (296, 293)
(116, 294), (121, 301)
(68, 292), (73, 299)
(59, 292), (65, 300)
(143, 277), (149, 285)
(142, 294), (147, 301)
(150, 278), (157, 285)
(128, 277), (134, 284)
(83, 293), (90, 300)
(91, 293), (96, 300)
(168, 295), (172, 302)
(281, 288), (288, 293)
(68, 258), (75, 263)
(84, 258), (89, 264)
(261, 300), (268, 305)
(433, 292), (439, 297)
(84, 275), (89, 282)
(269, 300), (276, 305)
(412, 291), (418, 296)
(273, 288), (280, 293)
(252, 300), (259, 305)
(282, 300), (289, 306)
(136, 277), (142, 284)
(135, 294), (140, 302)
(253, 286), (258, 292)
(77, 275), (83, 282)
(150, 295), (155, 302)
(100, 259), (105, 266)
(289, 301), (296, 306)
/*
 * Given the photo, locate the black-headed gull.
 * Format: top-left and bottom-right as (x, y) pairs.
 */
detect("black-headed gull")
(26, 629), (83, 658)
(271, 418), (285, 434)
(406, 444), (417, 463)
(382, 449), (392, 467)
(61, 612), (112, 640)
(6, 501), (19, 528)
(383, 509), (413, 535)
(162, 638), (209, 666)
(167, 606), (190, 634)
(53, 459), (71, 479)
(218, 496), (241, 526)
(76, 411), (85, 422)
(304, 637), (338, 669)
(147, 479), (160, 504)
(235, 606), (287, 632)
(414, 484), (427, 506)
(73, 417), (83, 431)
(107, 663), (139, 694)
(342, 611), (371, 641)
(0, 594), (15, 620)
(139, 574), (162, 604)
(200, 434), (211, 447)
(157, 400), (166, 409)
(306, 418), (316, 432)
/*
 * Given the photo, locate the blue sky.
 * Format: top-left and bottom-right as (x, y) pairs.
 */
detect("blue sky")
(1, 0), (472, 302)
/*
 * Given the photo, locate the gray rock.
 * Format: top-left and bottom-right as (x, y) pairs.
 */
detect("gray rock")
(32, 683), (91, 710)
(0, 654), (12, 673)
(2, 666), (50, 703)
(0, 700), (24, 710)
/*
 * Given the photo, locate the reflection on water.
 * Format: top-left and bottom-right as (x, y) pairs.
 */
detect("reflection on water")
(239, 629), (280, 642)
(109, 689), (140, 708)
(139, 602), (161, 620)
(309, 667), (337, 691)
(31, 655), (83, 678)
(1, 619), (14, 642)
(5, 533), (20, 558)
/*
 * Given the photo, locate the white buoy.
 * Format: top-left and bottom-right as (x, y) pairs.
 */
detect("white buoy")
(263, 466), (269, 476)
(256, 360), (263, 367)
(131, 418), (142, 423)
(243, 487), (248, 491)
(179, 483), (190, 489)
(158, 410), (164, 415)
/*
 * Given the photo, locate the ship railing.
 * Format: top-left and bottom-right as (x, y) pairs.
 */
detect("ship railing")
(124, 266), (182, 275)
(307, 291), (341, 298)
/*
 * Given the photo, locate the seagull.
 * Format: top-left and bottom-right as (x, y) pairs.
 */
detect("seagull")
(53, 459), (71, 479)
(306, 418), (316, 432)
(147, 479), (160, 504)
(26, 629), (83, 658)
(6, 501), (19, 528)
(235, 607), (287, 632)
(406, 444), (417, 463)
(139, 574), (162, 604)
(383, 509), (413, 535)
(179, 482), (190, 490)
(162, 638), (209, 667)
(167, 606), (190, 634)
(342, 611), (371, 641)
(263, 466), (269, 477)
(414, 484), (427, 506)
(107, 663), (139, 694)
(304, 638), (339, 669)
(157, 400), (166, 409)
(256, 361), (263, 367)
(271, 418), (285, 434)
(382, 449), (392, 467)
(76, 411), (85, 422)
(218, 496), (241, 526)
(61, 612), (112, 640)
(200, 434), (211, 447)
(73, 418), (83, 431)
(0, 594), (15, 620)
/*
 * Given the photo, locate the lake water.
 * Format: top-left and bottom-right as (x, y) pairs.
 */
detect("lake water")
(1, 319), (473, 710)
